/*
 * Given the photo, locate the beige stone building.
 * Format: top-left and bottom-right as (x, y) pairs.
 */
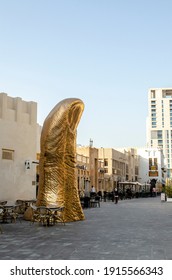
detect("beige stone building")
(76, 152), (90, 196)
(116, 148), (140, 181)
(98, 147), (139, 191)
(77, 146), (140, 194)
(98, 148), (125, 191)
(0, 93), (38, 201)
(76, 145), (105, 194)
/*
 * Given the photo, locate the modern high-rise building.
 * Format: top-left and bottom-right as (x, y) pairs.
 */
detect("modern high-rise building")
(147, 88), (172, 178)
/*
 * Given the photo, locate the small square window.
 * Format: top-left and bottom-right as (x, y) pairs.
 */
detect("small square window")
(2, 149), (14, 160)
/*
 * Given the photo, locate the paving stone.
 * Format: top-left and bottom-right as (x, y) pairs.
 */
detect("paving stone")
(1, 197), (172, 259)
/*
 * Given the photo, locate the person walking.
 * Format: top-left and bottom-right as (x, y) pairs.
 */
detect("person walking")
(114, 188), (119, 204)
(90, 185), (96, 198)
(150, 178), (156, 197)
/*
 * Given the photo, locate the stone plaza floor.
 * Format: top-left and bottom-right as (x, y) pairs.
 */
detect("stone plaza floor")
(0, 196), (172, 260)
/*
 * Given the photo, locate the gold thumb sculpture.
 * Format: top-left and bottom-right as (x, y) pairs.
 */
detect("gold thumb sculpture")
(36, 98), (85, 222)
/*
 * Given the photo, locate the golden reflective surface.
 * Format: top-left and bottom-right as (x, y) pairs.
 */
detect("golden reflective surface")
(36, 98), (85, 222)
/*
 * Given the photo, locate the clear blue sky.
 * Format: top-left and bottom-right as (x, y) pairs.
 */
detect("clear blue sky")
(1, 0), (172, 148)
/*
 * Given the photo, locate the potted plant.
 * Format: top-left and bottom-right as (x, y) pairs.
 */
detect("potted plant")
(165, 181), (172, 202)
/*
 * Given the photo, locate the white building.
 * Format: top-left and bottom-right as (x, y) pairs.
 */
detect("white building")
(137, 147), (166, 185)
(146, 88), (172, 178)
(0, 93), (38, 201)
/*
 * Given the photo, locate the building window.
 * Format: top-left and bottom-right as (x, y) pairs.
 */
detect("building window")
(149, 157), (158, 171)
(157, 130), (162, 139)
(154, 158), (158, 169)
(2, 149), (14, 160)
(152, 122), (156, 127)
(126, 164), (128, 173)
(149, 158), (153, 169)
(104, 159), (108, 166)
(151, 118), (156, 121)
(162, 89), (172, 98)
(151, 113), (156, 117)
(135, 166), (139, 175)
(151, 90), (156, 98)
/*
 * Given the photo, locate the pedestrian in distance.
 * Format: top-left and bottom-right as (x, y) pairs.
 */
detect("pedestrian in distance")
(90, 185), (96, 198)
(91, 185), (95, 193)
(114, 188), (119, 204)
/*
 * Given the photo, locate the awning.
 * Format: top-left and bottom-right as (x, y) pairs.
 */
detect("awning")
(119, 181), (142, 186)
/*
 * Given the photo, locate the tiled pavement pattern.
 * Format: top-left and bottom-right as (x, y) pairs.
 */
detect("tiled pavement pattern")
(0, 197), (172, 260)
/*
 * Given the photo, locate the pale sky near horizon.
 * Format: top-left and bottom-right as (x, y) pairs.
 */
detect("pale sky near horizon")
(1, 0), (172, 148)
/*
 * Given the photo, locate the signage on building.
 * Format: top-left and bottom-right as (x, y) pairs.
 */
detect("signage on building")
(150, 165), (157, 171)
(149, 171), (158, 177)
